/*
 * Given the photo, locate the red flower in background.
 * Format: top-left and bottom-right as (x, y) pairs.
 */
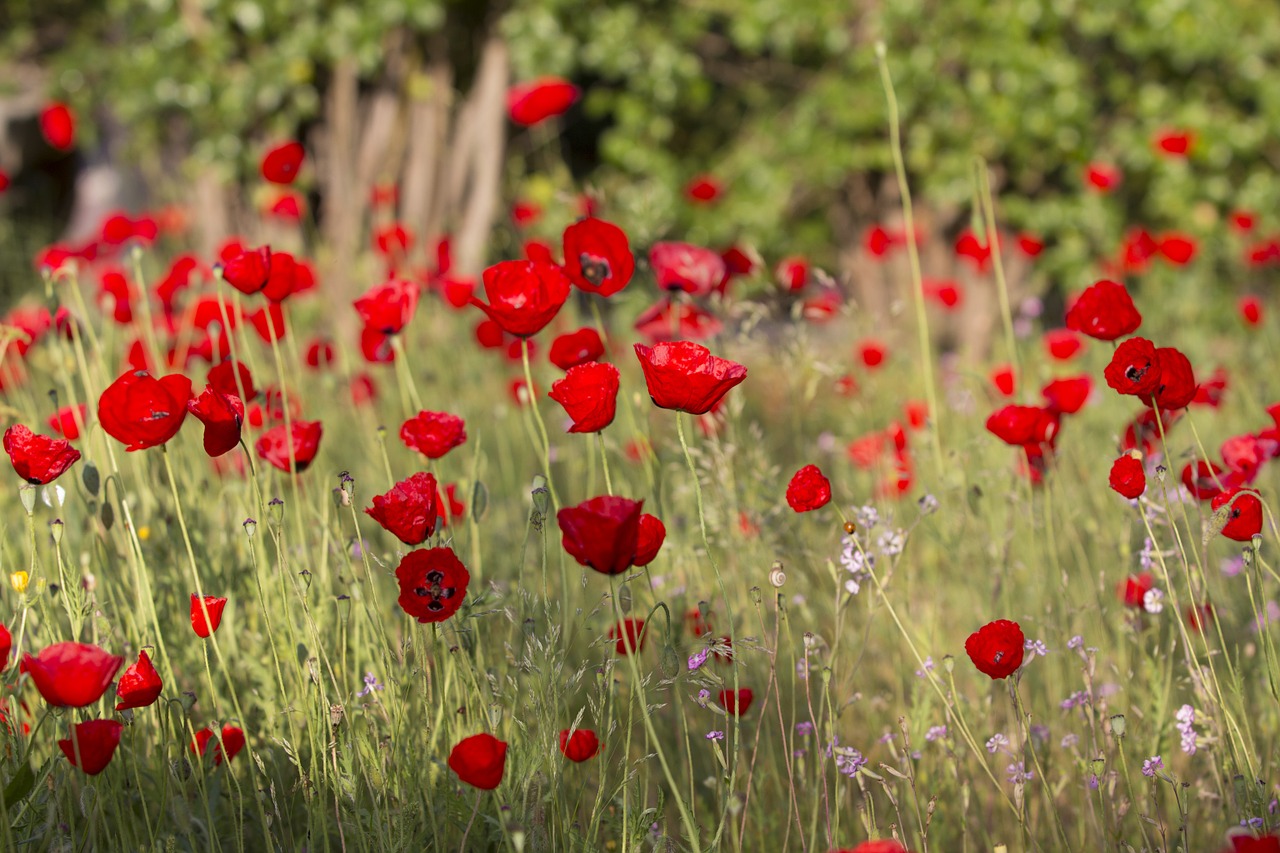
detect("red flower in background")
(549, 362), (620, 433)
(1141, 347), (1197, 411)
(634, 342), (747, 416)
(559, 728), (601, 762)
(0, 170), (8, 193)
(1159, 233), (1197, 265)
(254, 420), (323, 473)
(115, 650), (163, 711)
(1017, 233), (1044, 257)
(954, 231), (991, 271)
(190, 594), (228, 638)
(865, 225), (900, 258)
(261, 141), (305, 185)
(366, 472), (439, 546)
(1109, 453), (1146, 499)
(1121, 573), (1154, 608)
(1239, 296), (1263, 327)
(633, 514), (666, 566)
(858, 340), (887, 369)
(261, 250), (299, 302)
(549, 327), (605, 370)
(3, 424), (80, 484)
(354, 279), (420, 335)
(685, 175), (722, 204)
(1041, 375), (1092, 414)
(507, 77), (579, 126)
(400, 410), (467, 459)
(985, 405), (1057, 447)
(247, 302), (287, 343)
(775, 256), (810, 291)
(633, 299), (723, 343)
(1182, 460), (1231, 501)
(990, 364), (1015, 397)
(719, 688), (754, 716)
(192, 724), (246, 766)
(557, 496), (644, 576)
(58, 719), (124, 775)
(649, 242), (726, 297)
(832, 841), (910, 853)
(1043, 328), (1082, 361)
(40, 102), (76, 150)
(1104, 337), (1161, 397)
(186, 387), (244, 457)
(1085, 162), (1121, 192)
(449, 732), (507, 790)
(395, 546), (470, 623)
(965, 620), (1024, 680)
(609, 618), (647, 655)
(1220, 834), (1280, 853)
(98, 370), (192, 452)
(220, 246), (272, 295)
(21, 642), (123, 707)
(47, 404), (88, 441)
(472, 260), (570, 337)
(1212, 488), (1263, 541)
(1155, 129), (1193, 156)
(1066, 280), (1142, 341)
(786, 464), (832, 512)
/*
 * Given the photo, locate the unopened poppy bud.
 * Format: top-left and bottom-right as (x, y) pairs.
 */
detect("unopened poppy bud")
(50, 519), (64, 544)
(942, 654), (954, 673)
(1155, 465), (1167, 483)
(749, 586), (762, 605)
(82, 463), (100, 496)
(19, 484), (36, 515)
(1251, 534), (1263, 552)
(268, 497), (284, 526)
(617, 584), (632, 614)
(1109, 714), (1126, 738)
(660, 645), (680, 678)
(180, 691), (198, 712)
(243, 518), (257, 538)
(820, 666), (832, 685)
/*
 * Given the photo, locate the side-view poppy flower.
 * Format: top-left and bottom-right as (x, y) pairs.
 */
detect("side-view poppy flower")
(609, 618), (647, 655)
(1212, 488), (1263, 541)
(1141, 347), (1197, 411)
(3, 424), (81, 484)
(787, 464), (832, 512)
(219, 245), (272, 295)
(58, 719), (124, 775)
(549, 362), (620, 433)
(260, 250), (299, 302)
(965, 620), (1024, 680)
(20, 642), (123, 707)
(255, 420), (323, 473)
(191, 594), (228, 638)
(985, 405), (1057, 447)
(562, 218), (635, 297)
(366, 472), (439, 546)
(400, 410), (466, 459)
(449, 732), (508, 790)
(1239, 296), (1263, 327)
(115, 650), (163, 711)
(192, 724), (246, 766)
(1121, 572), (1154, 608)
(187, 387), (244, 458)
(507, 77), (579, 126)
(634, 341), (747, 416)
(1104, 337), (1161, 397)
(649, 242), (726, 297)
(1066, 280), (1142, 341)
(549, 328), (605, 370)
(48, 403), (89, 440)
(559, 728), (601, 762)
(1181, 460), (1230, 501)
(633, 514), (666, 567)
(1109, 453), (1146, 499)
(1043, 328), (1082, 361)
(98, 370), (192, 452)
(261, 141), (305, 185)
(395, 546), (470, 623)
(558, 496), (644, 576)
(719, 688), (754, 716)
(471, 260), (570, 337)
(354, 278), (420, 335)
(0, 625), (9, 672)
(39, 102), (76, 150)
(1041, 375), (1092, 414)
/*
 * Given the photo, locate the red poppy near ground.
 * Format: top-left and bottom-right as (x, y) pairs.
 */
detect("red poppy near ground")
(366, 472), (439, 546)
(1109, 453), (1146, 499)
(3, 424), (81, 484)
(1155, 129), (1192, 156)
(990, 365), (1016, 397)
(1140, 347), (1197, 410)
(609, 618), (647, 655)
(685, 175), (722, 204)
(261, 141), (305, 185)
(1159, 233), (1197, 265)
(20, 642), (123, 707)
(1085, 162), (1121, 191)
(1240, 296), (1263, 327)
(634, 341), (747, 416)
(1212, 488), (1263, 541)
(186, 387), (244, 458)
(633, 298), (724, 343)
(190, 594), (228, 638)
(507, 77), (579, 126)
(1041, 375), (1092, 414)
(1066, 280), (1142, 341)
(98, 370), (192, 452)
(1043, 328), (1083, 361)
(58, 719), (124, 776)
(400, 410), (466, 459)
(559, 728), (601, 762)
(649, 242), (726, 297)
(561, 217), (635, 297)
(1104, 337), (1161, 397)
(192, 724), (246, 766)
(220, 245), (272, 295)
(472, 260), (570, 337)
(354, 278), (420, 335)
(40, 102), (75, 150)
(786, 464), (832, 512)
(965, 620), (1025, 680)
(775, 256), (809, 291)
(47, 403), (88, 441)
(557, 495), (644, 576)
(1121, 573), (1154, 608)
(549, 362), (620, 434)
(633, 514), (666, 566)
(254, 420), (323, 473)
(114, 650), (163, 711)
(449, 732), (508, 789)
(549, 328), (605, 370)
(395, 546), (471, 623)
(719, 688), (754, 716)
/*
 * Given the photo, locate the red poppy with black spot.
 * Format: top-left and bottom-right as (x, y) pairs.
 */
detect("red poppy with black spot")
(98, 370), (192, 451)
(366, 472), (439, 546)
(354, 278), (420, 336)
(559, 728), (601, 762)
(562, 218), (635, 298)
(634, 341), (747, 416)
(472, 260), (570, 337)
(964, 620), (1024, 680)
(400, 410), (466, 459)
(261, 141), (304, 185)
(549, 362), (619, 433)
(59, 719), (123, 775)
(1066, 280), (1142, 341)
(1104, 338), (1161, 397)
(3, 424), (80, 484)
(396, 546), (470, 623)
(255, 420), (323, 473)
(558, 496), (643, 576)
(1212, 488), (1263, 541)
(115, 650), (163, 711)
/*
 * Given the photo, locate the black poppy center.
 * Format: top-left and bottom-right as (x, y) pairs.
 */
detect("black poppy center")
(1124, 365), (1148, 383)
(413, 570), (456, 611)
(579, 253), (611, 286)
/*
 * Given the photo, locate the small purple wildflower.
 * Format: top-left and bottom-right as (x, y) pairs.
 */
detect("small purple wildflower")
(986, 733), (1009, 754)
(1175, 705), (1197, 755)
(356, 672), (384, 698)
(706, 730), (725, 741)
(1006, 762), (1033, 784)
(688, 649), (710, 671)
(796, 721), (814, 737)
(925, 725), (947, 742)
(1141, 756), (1163, 777)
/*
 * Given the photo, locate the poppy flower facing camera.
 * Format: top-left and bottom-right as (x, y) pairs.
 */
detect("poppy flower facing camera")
(562, 218), (634, 297)
(965, 620), (1025, 680)
(98, 370), (193, 452)
(395, 547), (471, 623)
(471, 260), (570, 337)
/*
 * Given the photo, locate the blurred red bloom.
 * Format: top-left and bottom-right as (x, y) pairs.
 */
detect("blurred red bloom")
(354, 279), (420, 335)
(366, 472), (439, 546)
(1232, 212), (1257, 232)
(1041, 375), (1092, 414)
(0, 170), (8, 193)
(633, 299), (723, 343)
(472, 260), (570, 337)
(1154, 129), (1192, 156)
(549, 328), (605, 370)
(610, 618), (647, 655)
(58, 719), (124, 776)
(649, 242), (726, 297)
(549, 362), (620, 433)
(47, 404), (88, 441)
(190, 594), (228, 638)
(786, 464), (831, 512)
(1239, 296), (1263, 327)
(512, 200), (541, 227)
(858, 340), (887, 369)
(865, 225), (899, 258)
(1103, 337), (1160, 397)
(1017, 233), (1044, 257)
(20, 642), (123, 707)
(266, 191), (303, 221)
(261, 250), (299, 302)
(990, 364), (1015, 397)
(261, 141), (305, 185)
(904, 400), (929, 429)
(1066, 280), (1141, 341)
(3, 424), (80, 484)
(395, 546), (470, 623)
(954, 231), (991, 271)
(1140, 347), (1197, 410)
(559, 728), (601, 762)
(374, 223), (412, 257)
(557, 495), (644, 576)
(832, 841), (910, 853)
(1121, 573), (1154, 608)
(98, 370), (192, 452)
(305, 339), (335, 369)
(1043, 328), (1082, 361)
(1109, 453), (1146, 499)
(634, 341), (747, 415)
(633, 514), (666, 566)
(400, 410), (466, 459)
(1192, 368), (1228, 408)
(115, 650), (163, 711)
(1159, 233), (1197, 265)
(719, 688), (754, 715)
(685, 175), (722, 204)
(775, 256), (810, 292)
(39, 102), (76, 150)
(1220, 834), (1280, 853)
(924, 279), (962, 310)
(1212, 488), (1263, 541)
(254, 420), (323, 473)
(448, 732), (507, 789)
(192, 724), (246, 766)
(1085, 162), (1121, 192)
(965, 620), (1024, 680)
(187, 387), (244, 457)
(1182, 460), (1230, 501)
(220, 245), (272, 295)
(507, 77), (579, 126)
(986, 405), (1057, 447)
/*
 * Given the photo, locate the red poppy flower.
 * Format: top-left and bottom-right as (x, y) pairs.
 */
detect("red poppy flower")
(58, 719), (124, 775)
(20, 642), (123, 707)
(1043, 328), (1082, 361)
(186, 387), (244, 458)
(1041, 375), (1092, 414)
(858, 340), (887, 369)
(684, 175), (722, 204)
(1212, 488), (1263, 541)
(865, 225), (900, 258)
(954, 231), (991, 271)
(718, 688), (754, 716)
(449, 732), (508, 790)
(512, 200), (541, 227)
(1104, 337), (1161, 397)
(633, 341), (747, 416)
(1192, 369), (1228, 409)
(507, 77), (579, 126)
(1222, 434), (1269, 484)
(549, 328), (605, 370)
(1017, 233), (1044, 257)
(191, 594), (228, 638)
(1180, 460), (1229, 501)
(1221, 834), (1280, 853)
(1159, 233), (1197, 265)
(1140, 347), (1197, 411)
(261, 250), (299, 302)
(1066, 280), (1142, 341)
(471, 260), (570, 337)
(990, 364), (1015, 397)
(98, 370), (192, 452)
(354, 279), (420, 335)
(1155, 129), (1192, 156)
(649, 242), (726, 297)
(557, 495), (644, 576)
(549, 362), (620, 434)
(786, 464), (832, 512)
(1085, 162), (1120, 192)
(254, 420), (323, 473)
(47, 404), (88, 441)
(633, 514), (666, 567)
(633, 299), (723, 343)
(261, 141), (305, 185)
(192, 724), (246, 766)
(924, 279), (962, 310)
(40, 102), (76, 150)
(219, 245), (272, 295)
(775, 256), (809, 291)
(475, 320), (505, 350)
(374, 223), (412, 257)
(266, 192), (303, 221)
(350, 374), (377, 406)
(1239, 296), (1263, 327)
(400, 410), (466, 459)
(609, 618), (647, 655)
(0, 169), (8, 193)
(3, 424), (81, 485)
(366, 472), (439, 546)
(1121, 573), (1154, 608)
(985, 405), (1057, 447)
(1109, 453), (1146, 499)
(964, 620), (1024, 680)
(395, 546), (470, 623)
(0, 625), (9, 671)
(115, 650), (163, 711)
(559, 728), (601, 762)
(833, 841), (910, 853)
